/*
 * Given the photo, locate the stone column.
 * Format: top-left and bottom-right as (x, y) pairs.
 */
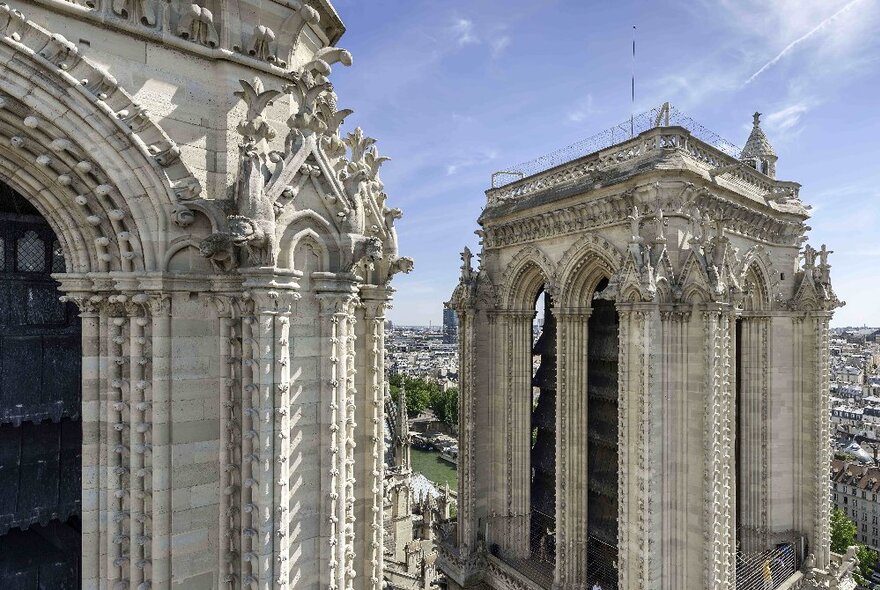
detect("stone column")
(242, 282), (297, 590)
(700, 307), (736, 590)
(314, 274), (359, 590)
(127, 294), (152, 589)
(812, 312), (833, 568)
(554, 306), (590, 588)
(354, 286), (391, 590)
(487, 310), (507, 551)
(62, 291), (104, 590)
(212, 294), (242, 589)
(616, 303), (661, 590)
(497, 309), (534, 558)
(455, 306), (476, 555)
(106, 303), (132, 588)
(148, 293), (172, 590)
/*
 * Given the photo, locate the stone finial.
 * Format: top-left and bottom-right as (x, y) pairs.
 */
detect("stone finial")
(460, 246), (474, 281)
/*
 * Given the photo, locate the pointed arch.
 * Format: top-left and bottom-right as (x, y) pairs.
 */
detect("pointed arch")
(500, 245), (555, 310)
(739, 246), (775, 312)
(277, 211), (341, 272)
(556, 234), (624, 307)
(0, 8), (204, 274)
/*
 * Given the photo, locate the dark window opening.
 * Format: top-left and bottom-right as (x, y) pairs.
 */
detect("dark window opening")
(587, 278), (619, 589)
(530, 289), (557, 572)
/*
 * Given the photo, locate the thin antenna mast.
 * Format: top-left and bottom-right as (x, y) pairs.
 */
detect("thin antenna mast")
(631, 25), (636, 137)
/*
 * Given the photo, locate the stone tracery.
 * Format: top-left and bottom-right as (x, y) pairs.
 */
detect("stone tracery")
(0, 2), (409, 588)
(444, 111), (850, 590)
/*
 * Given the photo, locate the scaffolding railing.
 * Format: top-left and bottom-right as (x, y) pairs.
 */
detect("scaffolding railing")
(735, 543), (798, 590)
(487, 509), (556, 588)
(586, 535), (619, 590)
(490, 103), (742, 188)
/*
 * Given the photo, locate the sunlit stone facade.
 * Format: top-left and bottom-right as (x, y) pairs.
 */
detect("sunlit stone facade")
(441, 109), (854, 590)
(0, 1), (410, 587)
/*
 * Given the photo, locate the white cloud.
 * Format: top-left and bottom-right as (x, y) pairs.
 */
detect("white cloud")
(451, 18), (478, 46)
(568, 94), (596, 123)
(764, 102), (811, 133)
(445, 149), (498, 176)
(744, 0), (868, 84)
(490, 35), (510, 58)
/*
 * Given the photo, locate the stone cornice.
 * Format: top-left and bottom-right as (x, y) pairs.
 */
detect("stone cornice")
(481, 182), (806, 250)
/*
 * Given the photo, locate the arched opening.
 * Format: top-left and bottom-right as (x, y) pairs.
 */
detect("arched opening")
(0, 184), (82, 587)
(587, 278), (619, 588)
(530, 289), (557, 572)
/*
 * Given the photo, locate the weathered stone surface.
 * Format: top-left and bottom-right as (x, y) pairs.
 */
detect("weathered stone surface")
(443, 112), (851, 589)
(0, 1), (408, 588)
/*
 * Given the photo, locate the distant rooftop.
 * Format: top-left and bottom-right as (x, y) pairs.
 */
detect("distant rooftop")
(490, 103), (742, 189)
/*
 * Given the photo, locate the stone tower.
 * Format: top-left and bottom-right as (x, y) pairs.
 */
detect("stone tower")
(440, 106), (853, 589)
(0, 1), (410, 588)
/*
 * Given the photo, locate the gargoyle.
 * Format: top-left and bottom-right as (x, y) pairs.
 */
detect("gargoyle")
(226, 78), (282, 267)
(342, 235), (382, 273)
(386, 256), (414, 281)
(228, 215), (275, 267)
(199, 233), (236, 273)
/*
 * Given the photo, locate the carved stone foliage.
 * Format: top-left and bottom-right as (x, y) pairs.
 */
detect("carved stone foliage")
(112, 0), (157, 26)
(787, 244), (844, 312)
(199, 62), (410, 282)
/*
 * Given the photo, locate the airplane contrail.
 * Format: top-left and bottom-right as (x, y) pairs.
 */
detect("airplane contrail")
(745, 0), (867, 85)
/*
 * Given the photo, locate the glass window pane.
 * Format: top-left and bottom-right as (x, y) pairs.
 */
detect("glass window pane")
(17, 230), (45, 272)
(51, 239), (65, 273)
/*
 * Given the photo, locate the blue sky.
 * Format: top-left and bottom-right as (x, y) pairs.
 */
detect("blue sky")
(329, 0), (880, 327)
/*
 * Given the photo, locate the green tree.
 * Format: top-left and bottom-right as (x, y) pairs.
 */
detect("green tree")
(429, 387), (459, 428)
(389, 374), (435, 417)
(831, 506), (857, 554)
(857, 544), (878, 580)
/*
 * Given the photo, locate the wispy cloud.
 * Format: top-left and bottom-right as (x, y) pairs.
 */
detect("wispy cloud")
(764, 101), (811, 133)
(568, 94), (597, 123)
(451, 18), (478, 46)
(445, 149), (498, 176)
(745, 0), (868, 84)
(490, 35), (510, 58)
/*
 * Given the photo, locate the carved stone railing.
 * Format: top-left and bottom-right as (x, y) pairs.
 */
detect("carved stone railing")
(485, 127), (801, 208)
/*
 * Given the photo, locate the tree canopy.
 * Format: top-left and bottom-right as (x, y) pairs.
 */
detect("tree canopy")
(830, 506), (879, 581)
(831, 506), (856, 554)
(389, 374), (458, 428)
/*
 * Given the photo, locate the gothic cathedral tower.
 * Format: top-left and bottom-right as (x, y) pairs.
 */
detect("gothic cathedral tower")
(440, 106), (852, 590)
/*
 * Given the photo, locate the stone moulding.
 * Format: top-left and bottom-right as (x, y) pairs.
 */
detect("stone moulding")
(0, 3), (204, 272)
(24, 0), (345, 77)
(482, 180), (806, 251)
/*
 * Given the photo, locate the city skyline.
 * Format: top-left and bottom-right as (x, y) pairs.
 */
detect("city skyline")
(330, 0), (880, 327)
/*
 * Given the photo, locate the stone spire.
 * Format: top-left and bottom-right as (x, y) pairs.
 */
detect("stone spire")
(740, 112), (778, 178)
(395, 380), (411, 469)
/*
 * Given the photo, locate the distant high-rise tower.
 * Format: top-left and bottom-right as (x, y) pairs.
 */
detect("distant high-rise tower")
(443, 304), (459, 343)
(441, 106), (852, 589)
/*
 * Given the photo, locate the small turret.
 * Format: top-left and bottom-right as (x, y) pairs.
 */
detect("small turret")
(741, 112), (778, 178)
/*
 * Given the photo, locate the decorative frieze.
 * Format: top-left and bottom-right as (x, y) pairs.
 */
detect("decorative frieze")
(483, 182), (804, 251)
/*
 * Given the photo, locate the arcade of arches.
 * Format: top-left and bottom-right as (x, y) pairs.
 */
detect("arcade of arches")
(0, 1), (856, 590)
(444, 119), (847, 588)
(0, 1), (411, 588)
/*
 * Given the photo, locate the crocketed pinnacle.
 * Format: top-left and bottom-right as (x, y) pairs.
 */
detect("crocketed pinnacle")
(741, 112), (776, 160)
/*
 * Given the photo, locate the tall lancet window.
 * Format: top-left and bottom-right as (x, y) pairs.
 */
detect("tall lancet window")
(531, 290), (557, 571)
(587, 279), (620, 588)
